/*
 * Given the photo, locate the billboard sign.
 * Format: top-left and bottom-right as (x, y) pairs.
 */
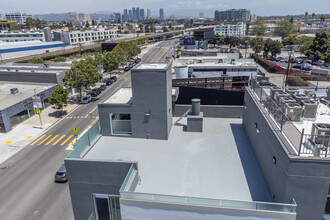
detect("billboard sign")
(180, 37), (196, 45)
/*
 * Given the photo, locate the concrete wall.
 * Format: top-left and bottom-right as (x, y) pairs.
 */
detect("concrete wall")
(120, 200), (296, 220)
(243, 88), (330, 220)
(98, 62), (173, 140)
(0, 71), (59, 84)
(173, 105), (243, 118)
(65, 159), (133, 220)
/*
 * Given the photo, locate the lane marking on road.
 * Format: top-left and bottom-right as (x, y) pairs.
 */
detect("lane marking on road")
(52, 135), (66, 146)
(45, 135), (59, 146)
(26, 136), (32, 139)
(60, 135), (74, 146)
(38, 135), (52, 146)
(156, 47), (170, 62)
(5, 141), (13, 144)
(151, 48), (165, 62)
(30, 135), (46, 146)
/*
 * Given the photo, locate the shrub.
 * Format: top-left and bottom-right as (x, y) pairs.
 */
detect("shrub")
(287, 76), (308, 86)
(30, 57), (45, 64)
(53, 56), (66, 62)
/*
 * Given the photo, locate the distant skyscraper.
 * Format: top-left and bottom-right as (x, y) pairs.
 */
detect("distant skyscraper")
(132, 8), (136, 20)
(199, 13), (204, 19)
(140, 9), (145, 20)
(159, 8), (164, 20)
(147, 9), (151, 19)
(123, 9), (128, 21)
(136, 7), (140, 20)
(129, 10), (132, 20)
(215, 9), (251, 22)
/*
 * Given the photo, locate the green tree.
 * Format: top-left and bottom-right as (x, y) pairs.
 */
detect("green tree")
(312, 13), (316, 20)
(320, 15), (326, 22)
(269, 40), (282, 57)
(251, 20), (267, 36)
(249, 37), (264, 54)
(224, 36), (238, 48)
(282, 35), (297, 46)
(263, 39), (272, 56)
(163, 26), (169, 32)
(274, 20), (293, 38)
(305, 30), (330, 61)
(305, 12), (309, 22)
(86, 21), (90, 28)
(49, 85), (69, 114)
(64, 59), (102, 101)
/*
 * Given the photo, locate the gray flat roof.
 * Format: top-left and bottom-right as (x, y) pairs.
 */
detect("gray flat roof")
(136, 63), (168, 70)
(0, 82), (54, 110)
(84, 117), (271, 202)
(103, 88), (133, 104)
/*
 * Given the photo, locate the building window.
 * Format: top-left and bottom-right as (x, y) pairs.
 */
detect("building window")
(110, 113), (132, 135)
(93, 194), (121, 220)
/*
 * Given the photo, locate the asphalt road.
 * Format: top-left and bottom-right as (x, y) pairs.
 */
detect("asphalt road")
(0, 70), (131, 220)
(0, 39), (178, 220)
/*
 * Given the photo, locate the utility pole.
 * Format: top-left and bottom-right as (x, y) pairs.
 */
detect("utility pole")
(284, 46), (293, 87)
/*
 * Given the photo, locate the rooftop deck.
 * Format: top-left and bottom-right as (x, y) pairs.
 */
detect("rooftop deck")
(84, 117), (271, 202)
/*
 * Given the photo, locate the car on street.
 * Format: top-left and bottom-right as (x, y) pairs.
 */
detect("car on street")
(99, 84), (106, 91)
(91, 88), (101, 97)
(110, 76), (117, 82)
(135, 58), (141, 63)
(259, 80), (276, 87)
(292, 64), (303, 69)
(124, 66), (131, 71)
(300, 64), (312, 71)
(312, 60), (323, 66)
(54, 164), (68, 183)
(105, 79), (113, 86)
(82, 95), (92, 104)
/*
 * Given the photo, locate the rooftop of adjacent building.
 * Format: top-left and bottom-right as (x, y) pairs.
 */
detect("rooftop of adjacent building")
(0, 82), (54, 110)
(83, 116), (272, 202)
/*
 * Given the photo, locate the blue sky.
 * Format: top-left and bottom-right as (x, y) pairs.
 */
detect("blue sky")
(1, 0), (329, 17)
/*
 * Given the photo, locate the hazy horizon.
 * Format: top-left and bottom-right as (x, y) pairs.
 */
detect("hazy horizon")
(1, 0), (329, 18)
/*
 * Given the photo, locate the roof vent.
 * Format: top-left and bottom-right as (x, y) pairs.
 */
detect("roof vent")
(187, 99), (203, 132)
(10, 88), (19, 95)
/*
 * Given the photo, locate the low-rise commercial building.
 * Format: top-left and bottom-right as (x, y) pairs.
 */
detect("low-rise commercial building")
(53, 29), (118, 45)
(0, 31), (45, 42)
(5, 12), (32, 23)
(0, 82), (55, 132)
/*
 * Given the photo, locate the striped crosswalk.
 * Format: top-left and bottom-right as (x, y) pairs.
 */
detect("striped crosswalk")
(30, 134), (76, 147)
(66, 115), (97, 119)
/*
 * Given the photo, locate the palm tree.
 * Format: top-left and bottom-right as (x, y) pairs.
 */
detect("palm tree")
(312, 13), (316, 20)
(320, 15), (326, 22)
(305, 12), (308, 22)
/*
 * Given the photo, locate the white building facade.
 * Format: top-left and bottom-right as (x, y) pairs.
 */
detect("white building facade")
(0, 31), (45, 42)
(214, 22), (246, 37)
(5, 12), (32, 23)
(54, 29), (118, 45)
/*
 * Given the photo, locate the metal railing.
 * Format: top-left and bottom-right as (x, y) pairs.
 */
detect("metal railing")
(250, 80), (302, 153)
(67, 121), (100, 158)
(119, 164), (296, 215)
(88, 213), (94, 220)
(299, 132), (330, 157)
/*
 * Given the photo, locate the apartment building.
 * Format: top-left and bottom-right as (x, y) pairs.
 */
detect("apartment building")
(214, 22), (246, 37)
(65, 61), (303, 220)
(215, 9), (251, 22)
(53, 29), (118, 45)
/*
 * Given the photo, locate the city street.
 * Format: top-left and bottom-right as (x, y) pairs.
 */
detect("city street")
(0, 39), (177, 220)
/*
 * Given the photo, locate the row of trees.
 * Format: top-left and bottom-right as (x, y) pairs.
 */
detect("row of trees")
(62, 38), (144, 102)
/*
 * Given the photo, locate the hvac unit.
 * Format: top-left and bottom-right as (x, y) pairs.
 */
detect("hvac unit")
(311, 123), (330, 146)
(293, 94), (309, 105)
(270, 86), (283, 101)
(279, 97), (296, 109)
(301, 100), (318, 118)
(285, 87), (299, 96)
(275, 92), (290, 106)
(327, 86), (330, 101)
(285, 103), (302, 121)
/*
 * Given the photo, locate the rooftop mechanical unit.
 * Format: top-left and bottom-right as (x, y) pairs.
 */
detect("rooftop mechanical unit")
(301, 100), (318, 118)
(293, 94), (309, 105)
(275, 91), (290, 106)
(327, 86), (330, 101)
(270, 86), (283, 101)
(311, 123), (330, 146)
(285, 87), (299, 96)
(285, 103), (302, 121)
(279, 97), (296, 109)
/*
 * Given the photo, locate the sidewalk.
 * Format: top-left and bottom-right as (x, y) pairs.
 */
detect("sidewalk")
(0, 103), (78, 165)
